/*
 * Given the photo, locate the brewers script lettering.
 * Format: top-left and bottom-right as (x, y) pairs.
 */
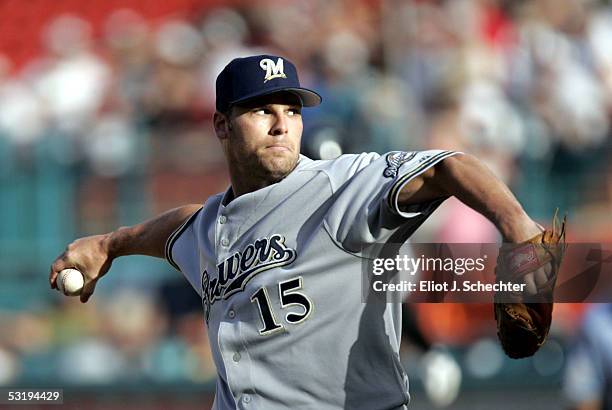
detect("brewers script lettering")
(201, 234), (297, 323)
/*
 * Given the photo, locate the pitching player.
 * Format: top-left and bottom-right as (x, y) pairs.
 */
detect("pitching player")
(50, 55), (546, 409)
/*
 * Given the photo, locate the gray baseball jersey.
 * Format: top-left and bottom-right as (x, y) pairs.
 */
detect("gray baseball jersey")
(165, 149), (458, 409)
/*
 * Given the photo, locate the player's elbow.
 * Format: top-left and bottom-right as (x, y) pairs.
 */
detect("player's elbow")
(434, 152), (474, 179)
(431, 152), (485, 193)
(418, 153), (472, 194)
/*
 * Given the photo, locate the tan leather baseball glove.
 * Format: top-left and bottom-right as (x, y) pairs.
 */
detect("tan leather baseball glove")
(494, 211), (567, 359)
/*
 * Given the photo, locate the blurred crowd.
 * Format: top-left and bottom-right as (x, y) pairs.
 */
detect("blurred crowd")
(1, 0), (612, 406)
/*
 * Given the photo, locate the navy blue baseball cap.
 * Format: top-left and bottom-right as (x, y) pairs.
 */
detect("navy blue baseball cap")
(215, 54), (322, 112)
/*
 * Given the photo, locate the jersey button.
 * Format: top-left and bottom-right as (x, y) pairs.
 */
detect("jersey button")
(233, 352), (241, 362)
(219, 215), (227, 224)
(221, 238), (229, 247)
(228, 309), (235, 319)
(242, 394), (251, 404)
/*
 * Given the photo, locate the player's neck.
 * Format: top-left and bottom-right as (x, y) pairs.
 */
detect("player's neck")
(228, 172), (283, 202)
(226, 157), (298, 202)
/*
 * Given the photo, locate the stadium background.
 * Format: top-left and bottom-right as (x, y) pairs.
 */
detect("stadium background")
(0, 0), (611, 408)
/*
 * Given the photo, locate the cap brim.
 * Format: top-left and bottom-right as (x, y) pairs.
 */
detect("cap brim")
(230, 86), (322, 108)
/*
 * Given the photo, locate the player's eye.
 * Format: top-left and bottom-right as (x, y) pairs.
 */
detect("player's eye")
(253, 108), (269, 115)
(287, 108), (301, 116)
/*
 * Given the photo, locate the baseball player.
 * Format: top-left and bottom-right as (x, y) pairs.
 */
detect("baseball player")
(50, 55), (551, 409)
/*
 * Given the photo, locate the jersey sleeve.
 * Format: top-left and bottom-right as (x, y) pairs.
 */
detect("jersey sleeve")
(323, 150), (460, 253)
(164, 207), (204, 296)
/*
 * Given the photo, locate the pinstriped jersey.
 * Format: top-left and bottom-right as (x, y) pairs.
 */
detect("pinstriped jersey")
(165, 150), (459, 410)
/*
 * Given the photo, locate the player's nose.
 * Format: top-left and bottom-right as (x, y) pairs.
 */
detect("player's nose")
(270, 113), (289, 136)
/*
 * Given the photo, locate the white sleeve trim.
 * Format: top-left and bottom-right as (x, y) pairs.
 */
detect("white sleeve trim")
(387, 151), (462, 218)
(164, 207), (203, 272)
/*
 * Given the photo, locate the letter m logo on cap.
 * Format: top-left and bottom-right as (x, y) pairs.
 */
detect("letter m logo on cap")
(260, 58), (287, 83)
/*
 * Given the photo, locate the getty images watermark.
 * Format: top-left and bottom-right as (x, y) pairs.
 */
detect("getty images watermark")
(361, 243), (612, 303)
(371, 253), (526, 293)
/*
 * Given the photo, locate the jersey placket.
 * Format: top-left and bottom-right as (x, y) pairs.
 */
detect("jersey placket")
(215, 196), (259, 407)
(218, 318), (258, 408)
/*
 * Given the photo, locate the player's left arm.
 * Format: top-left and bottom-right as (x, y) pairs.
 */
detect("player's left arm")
(399, 153), (551, 295)
(398, 153), (541, 244)
(398, 153), (563, 359)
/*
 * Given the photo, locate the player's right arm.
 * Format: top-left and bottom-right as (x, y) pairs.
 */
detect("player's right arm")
(49, 204), (202, 303)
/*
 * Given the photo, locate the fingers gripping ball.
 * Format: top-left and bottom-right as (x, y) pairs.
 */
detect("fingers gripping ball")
(57, 269), (85, 296)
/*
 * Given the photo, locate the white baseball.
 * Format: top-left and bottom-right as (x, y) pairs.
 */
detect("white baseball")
(57, 268), (84, 296)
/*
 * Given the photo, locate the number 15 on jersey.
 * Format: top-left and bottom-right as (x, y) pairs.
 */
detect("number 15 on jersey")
(250, 277), (313, 335)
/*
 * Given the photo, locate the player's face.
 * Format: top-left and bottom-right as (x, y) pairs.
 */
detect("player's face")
(219, 92), (303, 183)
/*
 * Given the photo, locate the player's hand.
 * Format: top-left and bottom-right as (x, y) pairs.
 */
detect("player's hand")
(49, 234), (114, 303)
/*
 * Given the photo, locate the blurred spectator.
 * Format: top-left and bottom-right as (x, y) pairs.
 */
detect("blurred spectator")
(199, 8), (264, 112)
(564, 304), (612, 410)
(103, 9), (153, 117)
(32, 14), (111, 136)
(0, 345), (19, 385)
(0, 55), (45, 147)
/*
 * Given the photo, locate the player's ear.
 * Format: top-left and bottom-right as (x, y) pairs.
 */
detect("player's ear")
(213, 111), (231, 140)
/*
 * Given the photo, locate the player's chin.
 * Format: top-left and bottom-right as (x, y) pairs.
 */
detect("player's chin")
(261, 152), (297, 179)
